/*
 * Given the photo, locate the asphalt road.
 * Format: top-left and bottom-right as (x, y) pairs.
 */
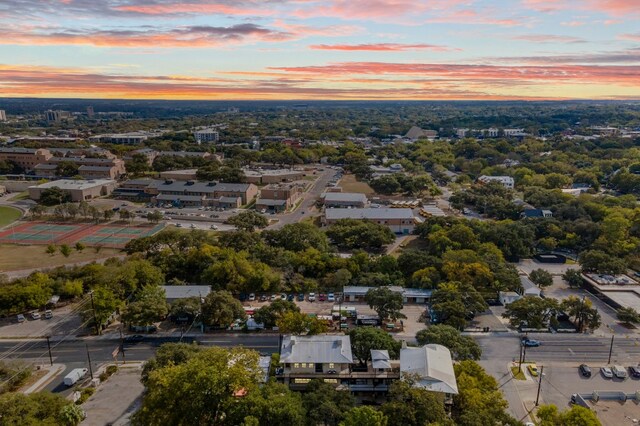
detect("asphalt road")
(2, 334), (281, 394)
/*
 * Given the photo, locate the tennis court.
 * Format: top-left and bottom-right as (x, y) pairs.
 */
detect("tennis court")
(0, 221), (164, 248)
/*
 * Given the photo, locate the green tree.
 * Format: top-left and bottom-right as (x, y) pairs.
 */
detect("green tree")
(340, 406), (388, 426)
(364, 287), (406, 321)
(452, 361), (519, 425)
(430, 282), (488, 329)
(617, 307), (640, 325)
(579, 250), (627, 274)
(146, 211), (164, 224)
(226, 382), (306, 426)
(84, 287), (121, 332)
(326, 219), (395, 251)
(169, 297), (202, 321)
(142, 343), (203, 385)
(380, 379), (449, 426)
(502, 297), (559, 329)
(74, 242), (85, 252)
(563, 269), (583, 288)
(227, 210), (269, 232)
(121, 286), (169, 327)
(537, 404), (601, 426)
(415, 325), (482, 360)
(276, 311), (328, 335)
(46, 244), (57, 256)
(262, 222), (330, 252)
(103, 209), (115, 221)
(302, 380), (355, 426)
(561, 296), (601, 332)
(254, 300), (300, 328)
(55, 161), (79, 178)
(39, 187), (71, 206)
(348, 327), (401, 365)
(125, 153), (151, 176)
(59, 244), (72, 258)
(0, 391), (82, 425)
(201, 290), (246, 328)
(135, 347), (263, 425)
(529, 269), (553, 288)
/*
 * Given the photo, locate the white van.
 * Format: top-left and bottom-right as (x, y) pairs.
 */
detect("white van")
(612, 365), (627, 379)
(64, 368), (88, 386)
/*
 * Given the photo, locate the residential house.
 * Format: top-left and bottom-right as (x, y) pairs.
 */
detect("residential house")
(477, 175), (514, 189)
(400, 344), (458, 396)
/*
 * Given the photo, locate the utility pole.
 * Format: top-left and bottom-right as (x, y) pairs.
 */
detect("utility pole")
(86, 343), (94, 379)
(518, 342), (524, 373)
(608, 334), (615, 364)
(119, 327), (126, 365)
(535, 365), (544, 406)
(45, 336), (53, 366)
(89, 291), (100, 335)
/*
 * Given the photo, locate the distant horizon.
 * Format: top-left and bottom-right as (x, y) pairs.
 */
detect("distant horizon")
(0, 1), (639, 100)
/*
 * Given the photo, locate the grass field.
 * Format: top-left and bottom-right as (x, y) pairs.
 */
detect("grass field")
(0, 244), (121, 271)
(0, 206), (22, 228)
(510, 366), (526, 380)
(338, 174), (375, 195)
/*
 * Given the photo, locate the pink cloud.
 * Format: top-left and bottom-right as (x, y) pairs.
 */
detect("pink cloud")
(309, 43), (456, 51)
(511, 34), (586, 43)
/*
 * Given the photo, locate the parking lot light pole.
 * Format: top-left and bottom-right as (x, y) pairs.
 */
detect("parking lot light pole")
(535, 365), (544, 406)
(608, 334), (615, 364)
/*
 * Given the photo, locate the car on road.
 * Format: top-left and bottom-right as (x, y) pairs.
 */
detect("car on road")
(629, 366), (640, 378)
(16, 314), (25, 323)
(579, 364), (592, 377)
(601, 367), (613, 378)
(522, 338), (541, 347)
(210, 224), (218, 230)
(612, 365), (627, 379)
(308, 292), (316, 302)
(327, 293), (335, 302)
(176, 223), (183, 227)
(190, 224), (197, 229)
(125, 335), (145, 343)
(297, 293), (305, 302)
(527, 364), (539, 377)
(30, 312), (41, 320)
(248, 293), (255, 302)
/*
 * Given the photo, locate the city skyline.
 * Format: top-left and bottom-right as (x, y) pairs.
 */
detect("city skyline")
(0, 0), (639, 100)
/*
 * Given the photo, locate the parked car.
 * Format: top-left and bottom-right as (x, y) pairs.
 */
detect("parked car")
(270, 294), (277, 302)
(579, 364), (592, 377)
(601, 367), (613, 378)
(16, 314), (25, 323)
(612, 365), (628, 379)
(297, 293), (305, 302)
(629, 366), (640, 378)
(318, 293), (326, 302)
(287, 294), (295, 302)
(522, 338), (541, 347)
(248, 293), (256, 302)
(190, 224), (197, 229)
(30, 312), (41, 320)
(308, 293), (316, 302)
(280, 293), (287, 300)
(210, 224), (218, 230)
(527, 364), (539, 377)
(44, 309), (53, 319)
(327, 293), (335, 302)
(259, 295), (268, 302)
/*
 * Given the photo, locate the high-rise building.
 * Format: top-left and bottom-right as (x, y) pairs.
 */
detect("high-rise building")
(45, 110), (71, 122)
(86, 106), (94, 118)
(193, 128), (219, 144)
(0, 110), (6, 121)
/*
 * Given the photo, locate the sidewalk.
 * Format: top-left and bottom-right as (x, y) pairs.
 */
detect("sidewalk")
(23, 363), (65, 394)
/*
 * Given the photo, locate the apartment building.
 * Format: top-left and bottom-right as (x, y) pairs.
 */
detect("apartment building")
(149, 179), (257, 207)
(477, 175), (514, 189)
(323, 208), (415, 234)
(0, 148), (53, 172)
(256, 182), (304, 212)
(193, 128), (219, 144)
(45, 110), (71, 122)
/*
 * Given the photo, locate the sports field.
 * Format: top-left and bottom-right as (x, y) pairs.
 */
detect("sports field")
(0, 206), (22, 228)
(0, 221), (164, 248)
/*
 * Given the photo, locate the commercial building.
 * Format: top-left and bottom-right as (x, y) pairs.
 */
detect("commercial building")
(28, 179), (116, 202)
(89, 133), (148, 145)
(342, 286), (432, 304)
(193, 128), (219, 144)
(149, 179), (257, 207)
(322, 192), (368, 208)
(400, 344), (458, 395)
(255, 182), (304, 212)
(0, 147), (53, 172)
(113, 179), (161, 199)
(324, 208), (415, 234)
(45, 110), (71, 122)
(477, 175), (514, 189)
(242, 168), (305, 184)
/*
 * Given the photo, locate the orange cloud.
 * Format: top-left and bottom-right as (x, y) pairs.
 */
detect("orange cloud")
(309, 43), (455, 51)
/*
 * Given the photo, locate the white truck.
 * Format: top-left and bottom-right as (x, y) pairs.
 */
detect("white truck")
(64, 368), (88, 386)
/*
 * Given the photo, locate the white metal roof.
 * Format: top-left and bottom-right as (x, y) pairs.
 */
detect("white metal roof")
(371, 350), (392, 369)
(400, 344), (458, 394)
(325, 208), (413, 220)
(160, 285), (211, 300)
(30, 179), (115, 190)
(280, 335), (354, 364)
(323, 192), (368, 203)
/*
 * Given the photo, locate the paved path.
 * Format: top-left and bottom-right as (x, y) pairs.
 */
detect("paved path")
(23, 363), (65, 394)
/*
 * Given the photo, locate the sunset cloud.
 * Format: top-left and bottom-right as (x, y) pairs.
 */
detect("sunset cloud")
(309, 43), (455, 51)
(511, 34), (586, 43)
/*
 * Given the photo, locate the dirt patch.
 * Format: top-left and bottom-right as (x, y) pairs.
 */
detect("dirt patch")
(337, 175), (375, 195)
(0, 244), (121, 271)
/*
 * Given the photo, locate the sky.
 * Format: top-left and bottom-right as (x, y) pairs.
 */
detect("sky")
(0, 0), (639, 100)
